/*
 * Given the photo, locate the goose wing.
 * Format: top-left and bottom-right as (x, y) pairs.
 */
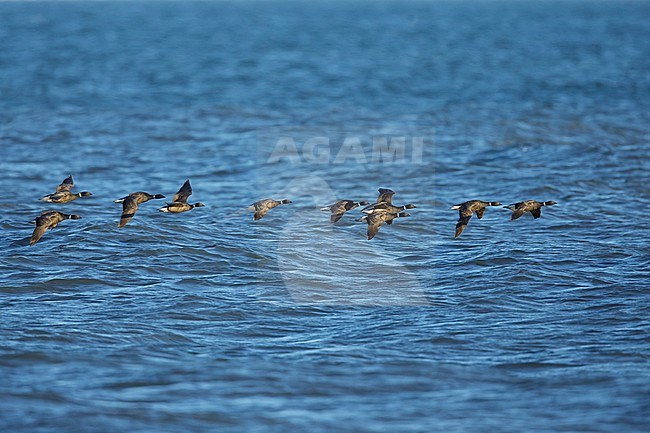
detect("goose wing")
(454, 207), (474, 238)
(55, 175), (74, 193)
(29, 212), (61, 245)
(172, 180), (192, 203)
(366, 221), (383, 240)
(118, 196), (139, 227)
(376, 188), (395, 204)
(330, 212), (346, 223)
(327, 201), (349, 223)
(365, 213), (386, 240)
(253, 209), (268, 220)
(455, 216), (471, 238)
(510, 208), (527, 220)
(30, 223), (49, 245)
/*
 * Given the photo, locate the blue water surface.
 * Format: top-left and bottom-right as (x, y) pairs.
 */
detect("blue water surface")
(0, 1), (649, 432)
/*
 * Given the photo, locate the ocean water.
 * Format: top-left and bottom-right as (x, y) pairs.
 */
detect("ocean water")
(1, 1), (649, 432)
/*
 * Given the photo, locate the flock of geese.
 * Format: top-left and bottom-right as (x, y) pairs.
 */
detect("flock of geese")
(29, 175), (557, 246)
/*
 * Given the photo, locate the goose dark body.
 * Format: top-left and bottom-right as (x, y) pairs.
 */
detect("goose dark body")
(361, 188), (416, 220)
(451, 200), (501, 238)
(321, 199), (370, 223)
(159, 180), (205, 213)
(114, 191), (165, 227)
(357, 211), (410, 240)
(505, 200), (557, 220)
(40, 175), (92, 203)
(29, 210), (81, 246)
(249, 198), (292, 220)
